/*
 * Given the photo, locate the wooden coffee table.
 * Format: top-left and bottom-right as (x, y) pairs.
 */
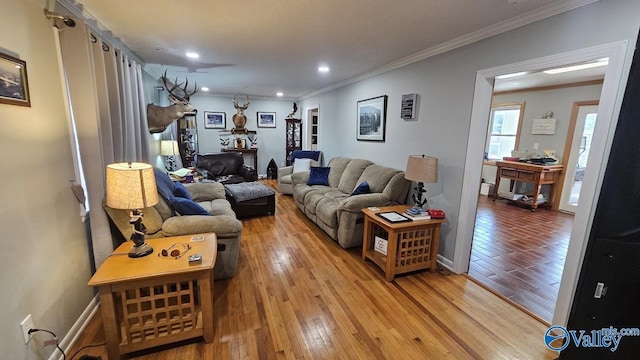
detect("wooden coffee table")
(362, 205), (444, 281)
(88, 233), (217, 359)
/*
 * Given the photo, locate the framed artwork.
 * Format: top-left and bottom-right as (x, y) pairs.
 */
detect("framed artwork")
(0, 52), (30, 107)
(531, 118), (557, 134)
(257, 112), (276, 128)
(357, 95), (387, 141)
(204, 111), (226, 129)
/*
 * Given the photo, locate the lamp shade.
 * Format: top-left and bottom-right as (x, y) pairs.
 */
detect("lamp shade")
(106, 162), (159, 210)
(160, 140), (180, 156)
(405, 155), (438, 183)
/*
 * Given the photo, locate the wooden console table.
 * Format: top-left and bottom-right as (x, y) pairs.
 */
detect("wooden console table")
(491, 161), (564, 211)
(88, 234), (217, 359)
(222, 148), (258, 170)
(362, 205), (444, 281)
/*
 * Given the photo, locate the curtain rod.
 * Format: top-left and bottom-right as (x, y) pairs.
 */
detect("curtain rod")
(55, 0), (145, 65)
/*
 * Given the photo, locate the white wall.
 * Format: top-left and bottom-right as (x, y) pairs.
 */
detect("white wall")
(495, 83), (603, 161)
(0, 0), (94, 358)
(189, 94), (296, 174)
(301, 0), (640, 260)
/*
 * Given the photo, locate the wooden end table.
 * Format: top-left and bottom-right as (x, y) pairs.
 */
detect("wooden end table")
(88, 233), (217, 359)
(362, 205), (444, 281)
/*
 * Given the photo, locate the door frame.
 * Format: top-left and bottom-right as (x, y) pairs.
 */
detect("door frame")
(452, 41), (629, 326)
(303, 104), (319, 150)
(558, 101), (599, 213)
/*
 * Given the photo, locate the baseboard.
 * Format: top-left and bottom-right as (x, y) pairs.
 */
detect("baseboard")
(49, 295), (99, 360)
(437, 254), (455, 273)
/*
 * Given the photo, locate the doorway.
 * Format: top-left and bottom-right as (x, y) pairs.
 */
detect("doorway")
(305, 105), (319, 151)
(559, 102), (599, 213)
(453, 41), (629, 326)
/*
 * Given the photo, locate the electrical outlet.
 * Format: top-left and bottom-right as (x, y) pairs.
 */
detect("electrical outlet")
(20, 314), (34, 344)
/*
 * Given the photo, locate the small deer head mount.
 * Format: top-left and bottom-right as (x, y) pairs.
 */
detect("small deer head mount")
(231, 93), (250, 134)
(147, 71), (198, 133)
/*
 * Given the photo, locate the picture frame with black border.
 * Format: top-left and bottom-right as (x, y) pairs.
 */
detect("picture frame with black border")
(376, 211), (412, 223)
(257, 112), (276, 128)
(203, 111), (226, 129)
(357, 95), (387, 141)
(0, 51), (30, 107)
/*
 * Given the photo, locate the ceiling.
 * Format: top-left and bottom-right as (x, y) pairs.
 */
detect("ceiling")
(63, 0), (600, 99)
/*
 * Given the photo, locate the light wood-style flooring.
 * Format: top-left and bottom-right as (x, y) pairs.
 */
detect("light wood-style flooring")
(70, 181), (557, 359)
(469, 195), (573, 324)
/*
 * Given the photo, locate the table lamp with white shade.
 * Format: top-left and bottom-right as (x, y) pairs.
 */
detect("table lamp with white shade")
(405, 155), (438, 216)
(106, 162), (159, 258)
(160, 140), (180, 171)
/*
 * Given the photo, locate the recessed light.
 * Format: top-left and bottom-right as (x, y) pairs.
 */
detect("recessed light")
(496, 71), (527, 79)
(276, 92), (283, 97)
(543, 58), (609, 74)
(318, 66), (330, 73)
(185, 52), (199, 59)
(201, 87), (209, 92)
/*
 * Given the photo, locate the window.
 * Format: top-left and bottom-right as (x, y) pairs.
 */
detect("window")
(485, 103), (524, 160)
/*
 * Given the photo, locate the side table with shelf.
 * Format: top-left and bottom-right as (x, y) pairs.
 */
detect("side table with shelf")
(88, 234), (217, 359)
(362, 205), (444, 281)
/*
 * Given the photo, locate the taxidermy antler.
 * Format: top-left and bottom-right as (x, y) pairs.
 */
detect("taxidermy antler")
(231, 93), (250, 134)
(147, 71), (198, 133)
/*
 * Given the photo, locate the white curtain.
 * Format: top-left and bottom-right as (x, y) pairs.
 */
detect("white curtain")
(57, 23), (150, 267)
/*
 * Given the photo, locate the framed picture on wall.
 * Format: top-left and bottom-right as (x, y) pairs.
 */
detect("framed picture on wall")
(0, 52), (30, 107)
(257, 112), (276, 128)
(357, 95), (387, 141)
(204, 111), (226, 129)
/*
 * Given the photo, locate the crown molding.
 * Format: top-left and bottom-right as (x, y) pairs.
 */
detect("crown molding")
(301, 0), (600, 100)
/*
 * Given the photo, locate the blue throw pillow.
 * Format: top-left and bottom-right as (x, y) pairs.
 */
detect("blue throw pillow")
(172, 197), (210, 216)
(307, 166), (331, 186)
(351, 181), (370, 196)
(153, 168), (176, 202)
(173, 182), (192, 199)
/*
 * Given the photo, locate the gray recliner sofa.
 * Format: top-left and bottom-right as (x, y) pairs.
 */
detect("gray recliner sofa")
(291, 157), (410, 248)
(104, 179), (242, 280)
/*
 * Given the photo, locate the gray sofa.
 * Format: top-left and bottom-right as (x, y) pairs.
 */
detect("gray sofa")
(291, 157), (410, 248)
(104, 181), (242, 280)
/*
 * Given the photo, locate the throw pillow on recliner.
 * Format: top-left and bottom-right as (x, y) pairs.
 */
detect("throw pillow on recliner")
(172, 197), (210, 215)
(307, 166), (331, 186)
(293, 158), (312, 173)
(153, 168), (210, 216)
(173, 182), (192, 199)
(351, 181), (370, 196)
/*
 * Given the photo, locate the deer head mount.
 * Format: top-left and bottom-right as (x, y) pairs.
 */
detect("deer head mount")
(231, 93), (250, 134)
(147, 71), (198, 133)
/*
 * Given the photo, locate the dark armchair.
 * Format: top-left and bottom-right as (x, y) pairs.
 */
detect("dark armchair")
(195, 152), (258, 184)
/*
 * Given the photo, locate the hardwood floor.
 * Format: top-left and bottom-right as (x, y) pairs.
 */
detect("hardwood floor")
(69, 181), (557, 359)
(469, 195), (574, 324)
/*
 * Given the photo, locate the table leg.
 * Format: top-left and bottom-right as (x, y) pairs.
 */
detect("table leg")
(362, 217), (372, 260)
(493, 172), (501, 200)
(98, 286), (121, 360)
(430, 225), (441, 272)
(385, 230), (397, 281)
(199, 271), (215, 343)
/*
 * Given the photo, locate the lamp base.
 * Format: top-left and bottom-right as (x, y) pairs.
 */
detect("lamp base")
(128, 242), (154, 258)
